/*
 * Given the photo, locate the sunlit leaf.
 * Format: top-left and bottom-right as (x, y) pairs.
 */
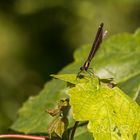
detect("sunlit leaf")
(53, 73), (140, 140)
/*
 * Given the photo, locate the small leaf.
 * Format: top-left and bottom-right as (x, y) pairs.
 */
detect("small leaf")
(48, 117), (68, 138)
(47, 98), (70, 138)
(46, 109), (60, 117)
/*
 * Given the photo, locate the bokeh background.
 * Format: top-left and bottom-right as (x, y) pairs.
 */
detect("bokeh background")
(0, 0), (140, 133)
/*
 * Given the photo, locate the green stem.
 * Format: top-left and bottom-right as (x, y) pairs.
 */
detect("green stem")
(69, 121), (79, 140)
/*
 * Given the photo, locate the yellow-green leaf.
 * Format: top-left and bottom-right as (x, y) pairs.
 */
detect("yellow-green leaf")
(54, 74), (140, 140)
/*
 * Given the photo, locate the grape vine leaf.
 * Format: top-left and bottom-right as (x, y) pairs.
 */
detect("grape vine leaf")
(11, 29), (140, 139)
(52, 74), (140, 140)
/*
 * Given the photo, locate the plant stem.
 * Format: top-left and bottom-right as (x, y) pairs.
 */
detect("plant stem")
(69, 121), (79, 140)
(0, 134), (50, 140)
(68, 121), (88, 131)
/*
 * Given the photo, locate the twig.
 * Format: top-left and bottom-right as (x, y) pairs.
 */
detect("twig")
(69, 121), (79, 140)
(68, 121), (88, 131)
(0, 134), (50, 140)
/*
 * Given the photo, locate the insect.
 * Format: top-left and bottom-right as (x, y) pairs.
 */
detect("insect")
(77, 23), (116, 88)
(79, 22), (104, 73)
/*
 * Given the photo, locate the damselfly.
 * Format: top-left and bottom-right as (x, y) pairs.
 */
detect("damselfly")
(80, 23), (104, 72)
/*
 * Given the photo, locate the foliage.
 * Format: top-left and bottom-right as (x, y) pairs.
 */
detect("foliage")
(1, 0), (140, 133)
(11, 29), (140, 139)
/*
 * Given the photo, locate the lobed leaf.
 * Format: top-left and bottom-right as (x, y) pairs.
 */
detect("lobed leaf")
(54, 73), (140, 140)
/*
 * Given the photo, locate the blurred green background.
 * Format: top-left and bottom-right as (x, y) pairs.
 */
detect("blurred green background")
(0, 0), (140, 134)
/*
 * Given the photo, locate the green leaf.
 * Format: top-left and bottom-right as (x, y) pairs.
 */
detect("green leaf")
(54, 73), (140, 140)
(11, 80), (69, 133)
(74, 125), (93, 140)
(12, 29), (140, 139)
